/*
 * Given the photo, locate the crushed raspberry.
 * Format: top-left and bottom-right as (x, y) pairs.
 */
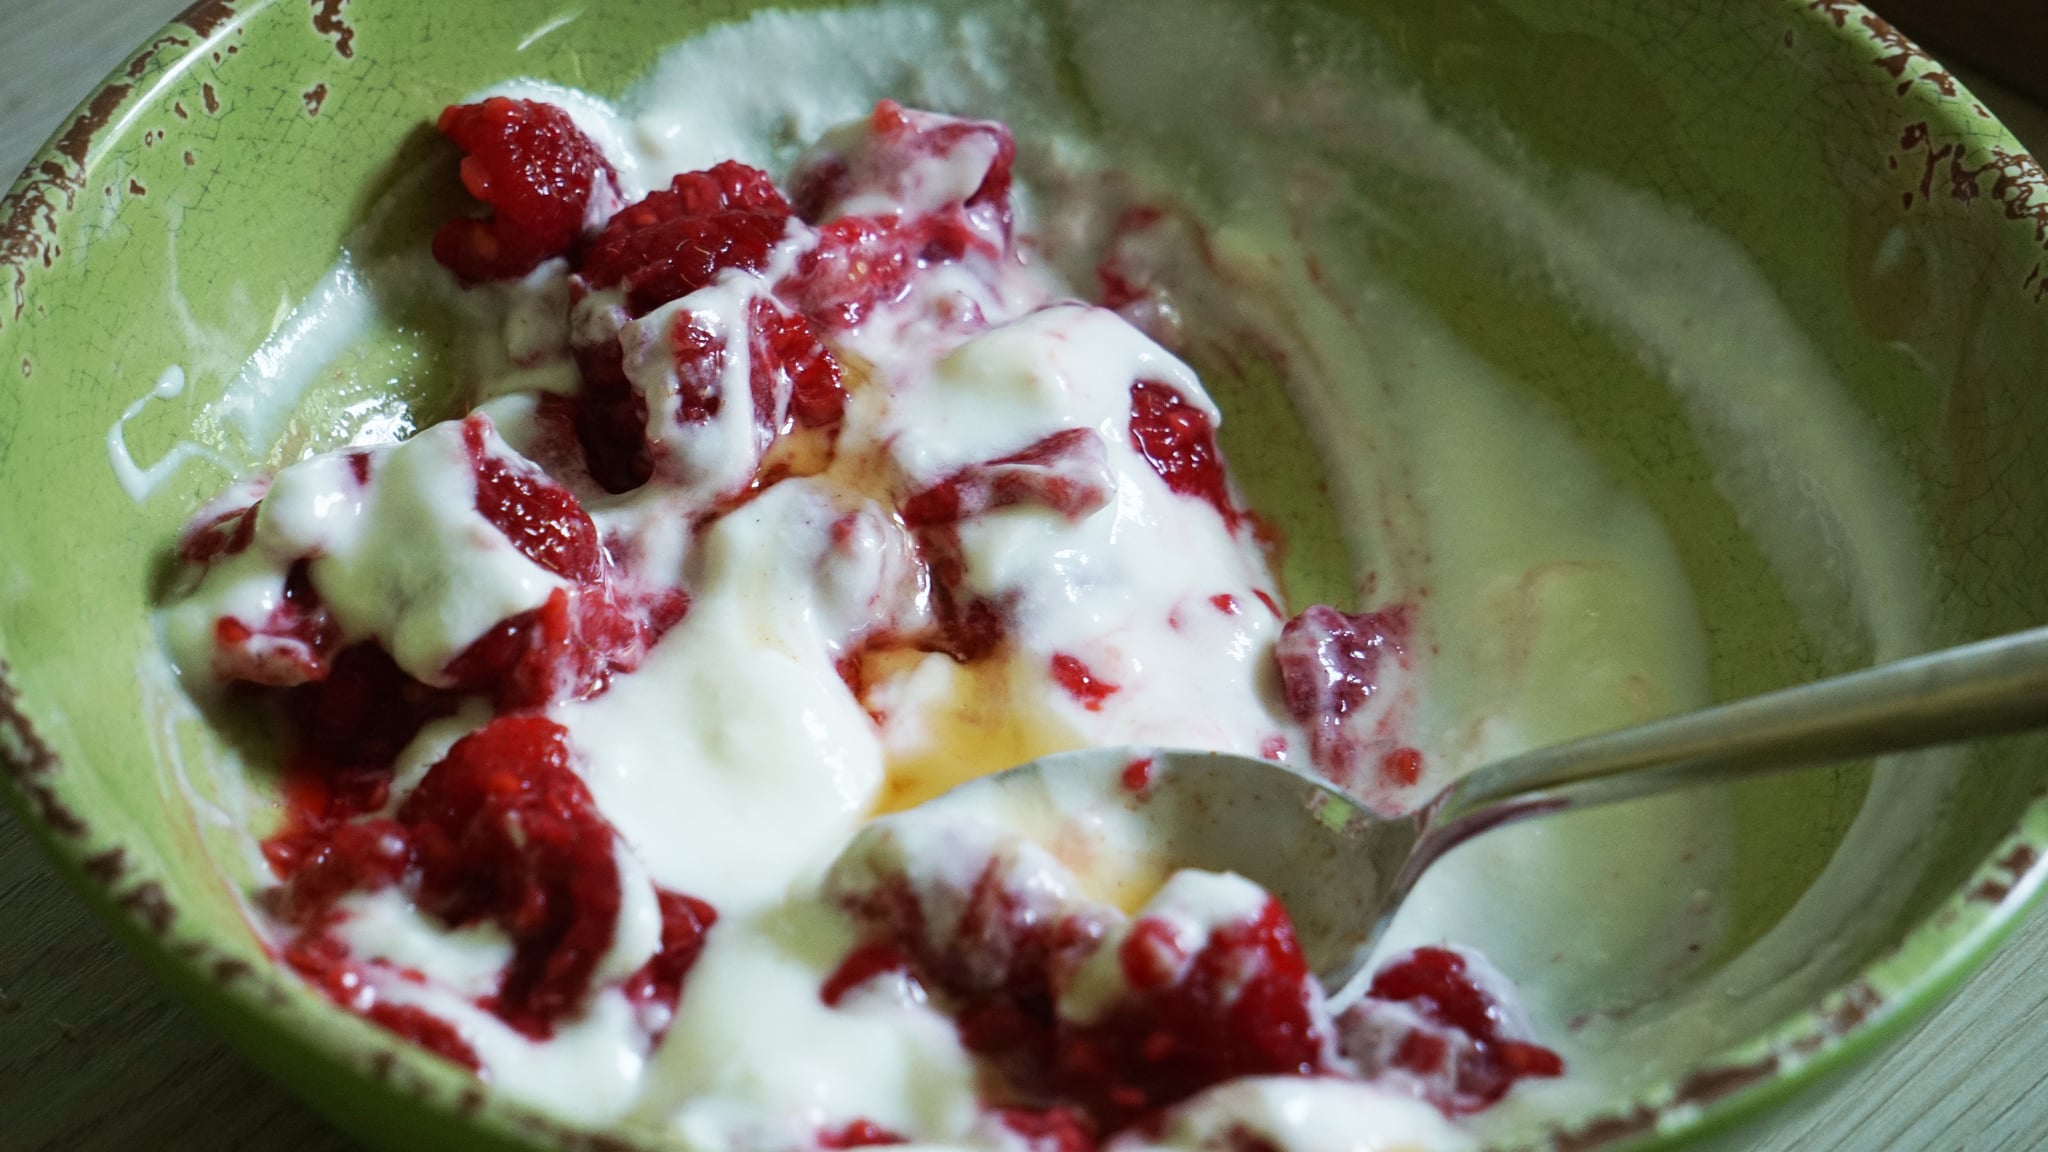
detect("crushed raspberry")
(1218, 1129), (1286, 1152)
(1117, 918), (1187, 990)
(441, 583), (683, 711)
(284, 933), (481, 1070)
(897, 430), (1117, 664)
(751, 296), (846, 430)
(668, 309), (730, 426)
(1128, 380), (1236, 526)
(432, 98), (614, 282)
(899, 429), (1112, 528)
(514, 394), (605, 489)
(780, 102), (1021, 330)
(779, 212), (987, 331)
(282, 642), (460, 786)
(622, 890), (720, 1035)
(836, 855), (1084, 1008)
(1054, 899), (1329, 1127)
(1209, 593), (1242, 616)
(1273, 604), (1414, 786)
(1345, 947), (1564, 1114)
(992, 1108), (1097, 1152)
(564, 343), (652, 494)
(269, 818), (411, 924)
(909, 524), (1008, 663)
(178, 501), (259, 565)
(566, 162), (806, 493)
(1252, 590), (1283, 618)
(1120, 757), (1156, 794)
(646, 298), (843, 495)
(443, 421), (689, 708)
(366, 1000), (481, 1069)
(464, 415), (603, 582)
(821, 941), (916, 1007)
(210, 561), (343, 688)
(1096, 262), (1150, 313)
(399, 716), (623, 1037)
(832, 832), (1329, 1130)
(1092, 206), (1168, 311)
(1380, 746), (1424, 788)
(576, 162), (793, 317)
(1050, 653), (1119, 712)
(832, 842), (1110, 1089)
(791, 100), (1015, 231)
(268, 714), (716, 1046)
(818, 1120), (908, 1148)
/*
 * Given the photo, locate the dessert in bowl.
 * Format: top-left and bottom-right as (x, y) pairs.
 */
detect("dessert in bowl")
(5, 1), (2048, 1150)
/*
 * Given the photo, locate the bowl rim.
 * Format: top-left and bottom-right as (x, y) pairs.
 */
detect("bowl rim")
(3, 1), (2047, 1150)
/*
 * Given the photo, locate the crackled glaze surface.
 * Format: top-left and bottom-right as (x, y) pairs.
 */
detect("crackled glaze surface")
(5, 2), (2048, 1152)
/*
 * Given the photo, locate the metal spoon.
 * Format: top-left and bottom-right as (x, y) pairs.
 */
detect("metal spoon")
(939, 626), (2048, 1000)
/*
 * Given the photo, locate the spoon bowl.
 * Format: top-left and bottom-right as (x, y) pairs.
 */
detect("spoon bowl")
(927, 746), (1420, 996)
(945, 625), (2048, 998)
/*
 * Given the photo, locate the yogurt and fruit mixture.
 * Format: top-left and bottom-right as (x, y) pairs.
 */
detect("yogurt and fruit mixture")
(167, 95), (1546, 1147)
(152, 4), (1788, 1150)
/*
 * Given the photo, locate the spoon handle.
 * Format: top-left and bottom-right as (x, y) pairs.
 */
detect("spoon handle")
(1426, 625), (2048, 842)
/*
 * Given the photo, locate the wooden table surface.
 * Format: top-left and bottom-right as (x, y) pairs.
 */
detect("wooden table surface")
(3, 2), (2046, 1150)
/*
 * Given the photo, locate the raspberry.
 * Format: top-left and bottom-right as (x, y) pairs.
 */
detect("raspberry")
(990, 1108), (1096, 1152)
(1342, 946), (1564, 1113)
(564, 343), (652, 494)
(655, 298), (841, 449)
(830, 825), (1333, 1131)
(270, 818), (411, 924)
(1120, 757), (1156, 794)
(817, 1121), (908, 1148)
(895, 430), (1116, 665)
(778, 208), (996, 333)
(621, 890), (719, 1038)
(463, 415), (603, 582)
(1380, 746), (1425, 787)
(210, 561), (342, 688)
(830, 831), (1109, 1088)
(780, 215), (930, 331)
(283, 642), (460, 781)
(1272, 605), (1413, 785)
(821, 941), (915, 1008)
(667, 310), (728, 426)
(1049, 653), (1119, 712)
(567, 162), (805, 493)
(899, 429), (1111, 528)
(432, 98), (614, 282)
(779, 101), (1021, 333)
(1053, 898), (1329, 1127)
(908, 524), (1007, 663)
(577, 162), (793, 317)
(283, 933), (481, 1070)
(445, 417), (688, 707)
(751, 296), (846, 430)
(663, 158), (788, 215)
(789, 100), (1015, 228)
(178, 501), (258, 566)
(268, 713), (716, 1045)
(399, 716), (622, 1037)
(1128, 380), (1236, 526)
(651, 303), (839, 495)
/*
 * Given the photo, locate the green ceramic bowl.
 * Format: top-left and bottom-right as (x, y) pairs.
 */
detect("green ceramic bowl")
(5, 0), (2048, 1149)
